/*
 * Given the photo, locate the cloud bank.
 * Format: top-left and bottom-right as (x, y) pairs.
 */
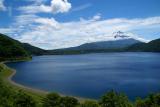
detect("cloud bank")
(1, 0), (160, 49)
(18, 0), (71, 14)
(0, 0), (6, 11)
(7, 14), (159, 49)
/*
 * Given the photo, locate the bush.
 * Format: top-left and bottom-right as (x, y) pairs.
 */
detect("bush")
(60, 96), (79, 107)
(13, 91), (36, 107)
(0, 80), (15, 107)
(42, 93), (61, 107)
(80, 100), (100, 107)
(0, 64), (4, 72)
(135, 93), (160, 107)
(99, 90), (133, 107)
(135, 98), (146, 107)
(0, 80), (36, 107)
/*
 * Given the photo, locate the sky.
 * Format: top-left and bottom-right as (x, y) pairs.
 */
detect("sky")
(0, 0), (160, 49)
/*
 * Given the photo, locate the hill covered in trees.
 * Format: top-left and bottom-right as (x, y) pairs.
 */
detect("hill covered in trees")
(0, 33), (30, 61)
(127, 38), (160, 52)
(22, 43), (47, 55)
(0, 33), (47, 61)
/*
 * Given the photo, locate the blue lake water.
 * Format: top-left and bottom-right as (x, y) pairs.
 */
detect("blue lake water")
(6, 52), (160, 100)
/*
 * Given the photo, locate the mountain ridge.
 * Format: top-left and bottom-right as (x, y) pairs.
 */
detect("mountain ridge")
(0, 33), (160, 57)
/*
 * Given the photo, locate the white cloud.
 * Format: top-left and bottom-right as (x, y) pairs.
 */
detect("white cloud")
(12, 16), (160, 49)
(1, 9), (160, 49)
(18, 0), (72, 14)
(92, 13), (101, 21)
(26, 0), (48, 4)
(18, 5), (50, 14)
(71, 3), (92, 12)
(51, 0), (71, 13)
(0, 0), (6, 11)
(0, 28), (16, 34)
(35, 18), (60, 29)
(14, 14), (39, 26)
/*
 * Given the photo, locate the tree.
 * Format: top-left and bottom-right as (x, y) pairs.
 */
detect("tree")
(0, 80), (15, 107)
(135, 93), (160, 107)
(42, 93), (61, 107)
(154, 93), (160, 106)
(135, 98), (146, 107)
(60, 96), (79, 107)
(99, 90), (133, 107)
(80, 100), (100, 107)
(13, 91), (36, 107)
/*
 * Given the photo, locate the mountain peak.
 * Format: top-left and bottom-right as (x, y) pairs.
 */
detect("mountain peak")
(112, 31), (148, 43)
(113, 31), (130, 39)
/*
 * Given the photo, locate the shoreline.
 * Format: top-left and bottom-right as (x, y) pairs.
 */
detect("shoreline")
(2, 62), (90, 102)
(7, 66), (49, 95)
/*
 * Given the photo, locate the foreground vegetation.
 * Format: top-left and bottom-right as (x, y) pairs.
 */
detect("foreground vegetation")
(0, 63), (160, 107)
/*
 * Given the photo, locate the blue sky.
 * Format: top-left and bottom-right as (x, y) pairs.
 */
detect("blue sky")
(0, 0), (160, 49)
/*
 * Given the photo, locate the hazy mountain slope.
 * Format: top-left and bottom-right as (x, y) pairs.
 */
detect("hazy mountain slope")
(68, 39), (141, 50)
(50, 31), (143, 53)
(48, 38), (142, 55)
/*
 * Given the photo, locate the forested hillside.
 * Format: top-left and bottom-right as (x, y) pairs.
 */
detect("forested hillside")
(127, 38), (160, 52)
(0, 33), (30, 61)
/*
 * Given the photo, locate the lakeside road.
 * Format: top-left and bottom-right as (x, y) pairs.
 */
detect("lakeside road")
(1, 62), (90, 102)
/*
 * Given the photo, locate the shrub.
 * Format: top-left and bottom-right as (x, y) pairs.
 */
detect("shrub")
(0, 80), (15, 107)
(135, 98), (147, 107)
(99, 90), (133, 107)
(42, 93), (61, 107)
(13, 91), (36, 107)
(135, 93), (160, 107)
(80, 100), (100, 107)
(60, 96), (79, 107)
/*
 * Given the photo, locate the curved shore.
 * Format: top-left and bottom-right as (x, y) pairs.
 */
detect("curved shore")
(7, 66), (49, 95)
(2, 62), (89, 102)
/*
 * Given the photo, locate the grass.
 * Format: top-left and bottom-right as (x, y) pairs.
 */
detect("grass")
(0, 63), (45, 106)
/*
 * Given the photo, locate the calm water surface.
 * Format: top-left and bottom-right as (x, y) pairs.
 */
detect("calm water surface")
(6, 52), (160, 100)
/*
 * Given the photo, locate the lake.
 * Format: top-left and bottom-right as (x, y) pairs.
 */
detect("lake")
(6, 52), (160, 100)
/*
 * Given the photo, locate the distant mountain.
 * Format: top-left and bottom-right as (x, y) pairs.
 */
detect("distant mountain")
(50, 39), (142, 55)
(50, 31), (143, 54)
(0, 33), (30, 61)
(127, 38), (160, 52)
(0, 33), (159, 58)
(67, 38), (141, 50)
